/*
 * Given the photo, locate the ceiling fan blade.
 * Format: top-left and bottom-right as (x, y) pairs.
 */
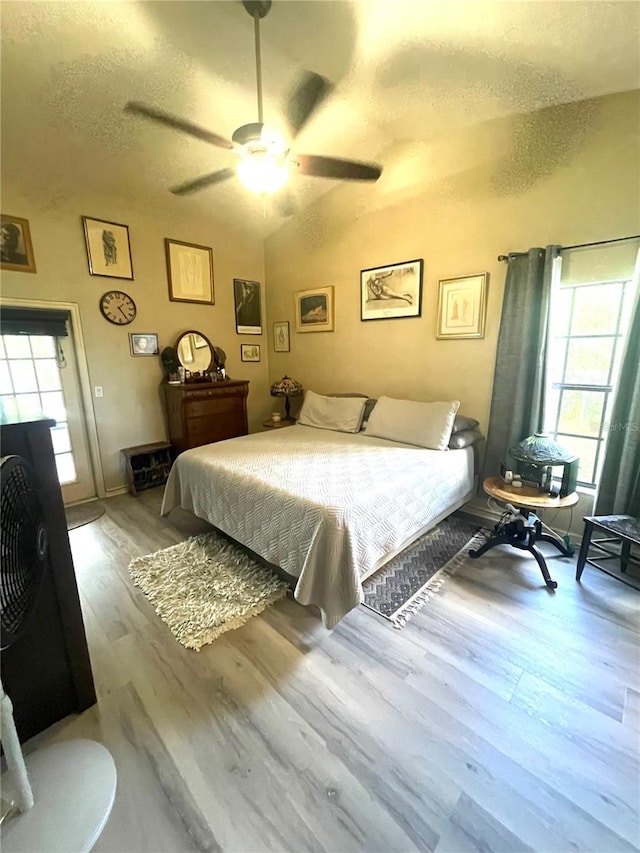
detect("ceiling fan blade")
(125, 102), (234, 150)
(293, 154), (382, 181)
(170, 168), (235, 196)
(286, 72), (333, 139)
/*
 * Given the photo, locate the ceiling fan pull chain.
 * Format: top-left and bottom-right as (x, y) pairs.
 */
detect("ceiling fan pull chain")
(254, 13), (264, 125)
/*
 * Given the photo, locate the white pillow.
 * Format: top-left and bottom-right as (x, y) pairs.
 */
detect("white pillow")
(298, 389), (367, 433)
(363, 396), (460, 450)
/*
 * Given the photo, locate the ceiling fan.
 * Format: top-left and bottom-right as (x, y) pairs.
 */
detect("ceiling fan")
(125, 0), (382, 204)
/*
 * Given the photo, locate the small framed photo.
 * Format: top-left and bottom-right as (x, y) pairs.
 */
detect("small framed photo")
(241, 343), (261, 362)
(436, 273), (488, 339)
(129, 333), (159, 356)
(165, 238), (214, 304)
(82, 216), (133, 279)
(273, 321), (290, 352)
(294, 286), (334, 333)
(360, 259), (423, 321)
(1, 214), (37, 273)
(234, 278), (262, 335)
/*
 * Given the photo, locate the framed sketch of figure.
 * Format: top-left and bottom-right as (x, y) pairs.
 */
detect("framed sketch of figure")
(83, 216), (134, 279)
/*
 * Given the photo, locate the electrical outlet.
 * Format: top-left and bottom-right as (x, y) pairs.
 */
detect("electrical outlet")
(94, 386), (103, 398)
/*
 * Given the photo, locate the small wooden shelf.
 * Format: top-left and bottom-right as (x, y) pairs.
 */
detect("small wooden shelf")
(121, 441), (174, 496)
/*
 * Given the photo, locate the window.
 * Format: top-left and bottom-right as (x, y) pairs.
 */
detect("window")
(0, 334), (77, 485)
(545, 277), (636, 488)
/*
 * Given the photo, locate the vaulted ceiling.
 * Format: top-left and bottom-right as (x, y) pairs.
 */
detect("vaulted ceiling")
(2, 1), (639, 237)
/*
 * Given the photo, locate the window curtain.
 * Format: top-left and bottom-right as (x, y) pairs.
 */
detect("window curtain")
(481, 246), (560, 482)
(594, 249), (640, 517)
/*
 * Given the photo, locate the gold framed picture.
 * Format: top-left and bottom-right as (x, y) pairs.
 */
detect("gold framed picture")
(165, 238), (214, 304)
(1, 214), (37, 273)
(82, 216), (133, 279)
(436, 273), (488, 339)
(294, 286), (334, 333)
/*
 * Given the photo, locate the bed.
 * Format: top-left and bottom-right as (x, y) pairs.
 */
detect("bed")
(161, 422), (475, 627)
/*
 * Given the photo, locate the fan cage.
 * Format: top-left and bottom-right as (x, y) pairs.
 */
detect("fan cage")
(0, 456), (48, 649)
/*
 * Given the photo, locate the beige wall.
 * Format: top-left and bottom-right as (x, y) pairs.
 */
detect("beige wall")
(0, 187), (269, 493)
(264, 90), (640, 434)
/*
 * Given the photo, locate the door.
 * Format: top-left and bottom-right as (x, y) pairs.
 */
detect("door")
(0, 330), (96, 504)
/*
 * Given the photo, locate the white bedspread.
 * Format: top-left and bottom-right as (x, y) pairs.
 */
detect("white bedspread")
(161, 426), (474, 627)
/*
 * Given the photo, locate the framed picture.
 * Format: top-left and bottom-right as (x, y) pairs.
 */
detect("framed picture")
(360, 259), (423, 321)
(129, 333), (159, 356)
(240, 343), (260, 362)
(273, 321), (290, 352)
(82, 216), (133, 279)
(436, 273), (488, 339)
(165, 238), (214, 304)
(234, 278), (262, 335)
(1, 214), (37, 273)
(294, 286), (334, 333)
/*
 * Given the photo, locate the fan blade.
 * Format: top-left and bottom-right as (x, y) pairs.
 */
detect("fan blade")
(293, 154), (382, 181)
(125, 102), (234, 150)
(170, 168), (235, 196)
(286, 72), (333, 139)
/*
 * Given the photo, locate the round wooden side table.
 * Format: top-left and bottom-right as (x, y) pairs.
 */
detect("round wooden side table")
(469, 476), (579, 589)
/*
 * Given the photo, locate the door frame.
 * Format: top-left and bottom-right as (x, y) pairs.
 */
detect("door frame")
(0, 296), (106, 499)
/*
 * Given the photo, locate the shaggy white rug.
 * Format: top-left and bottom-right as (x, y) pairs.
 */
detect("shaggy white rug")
(129, 532), (289, 650)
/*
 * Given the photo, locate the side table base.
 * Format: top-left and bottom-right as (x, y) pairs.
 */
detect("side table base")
(469, 513), (573, 589)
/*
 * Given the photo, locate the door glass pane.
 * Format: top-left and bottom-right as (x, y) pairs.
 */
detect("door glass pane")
(548, 339), (568, 385)
(0, 338), (5, 359)
(556, 435), (599, 485)
(51, 423), (72, 454)
(4, 335), (31, 358)
(572, 283), (622, 335)
(15, 394), (43, 419)
(0, 361), (13, 394)
(35, 359), (62, 392)
(9, 360), (38, 392)
(564, 338), (614, 386)
(30, 336), (56, 358)
(39, 390), (66, 423)
(55, 452), (77, 484)
(557, 390), (605, 437)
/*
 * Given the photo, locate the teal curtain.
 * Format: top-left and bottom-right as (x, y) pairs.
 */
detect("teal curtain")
(595, 263), (640, 517)
(481, 246), (560, 483)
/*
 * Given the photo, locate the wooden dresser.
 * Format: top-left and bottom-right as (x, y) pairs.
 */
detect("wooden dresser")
(163, 379), (249, 454)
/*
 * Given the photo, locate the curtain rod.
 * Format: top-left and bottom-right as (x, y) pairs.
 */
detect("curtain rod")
(498, 234), (640, 262)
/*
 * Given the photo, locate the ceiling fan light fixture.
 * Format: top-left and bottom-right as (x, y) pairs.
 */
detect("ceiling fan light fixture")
(237, 149), (289, 194)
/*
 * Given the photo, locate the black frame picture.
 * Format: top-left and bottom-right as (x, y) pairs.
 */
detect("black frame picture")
(360, 259), (423, 321)
(240, 343), (261, 362)
(234, 278), (262, 335)
(129, 333), (159, 356)
(82, 216), (134, 280)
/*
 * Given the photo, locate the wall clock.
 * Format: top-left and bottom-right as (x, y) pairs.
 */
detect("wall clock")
(99, 290), (137, 325)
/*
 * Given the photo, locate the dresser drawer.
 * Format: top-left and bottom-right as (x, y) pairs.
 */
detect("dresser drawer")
(184, 397), (241, 419)
(185, 416), (247, 447)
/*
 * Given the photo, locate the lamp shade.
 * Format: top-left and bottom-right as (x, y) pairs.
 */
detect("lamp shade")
(270, 376), (303, 398)
(509, 432), (576, 465)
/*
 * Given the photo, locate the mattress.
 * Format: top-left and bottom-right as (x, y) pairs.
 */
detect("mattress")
(161, 425), (474, 627)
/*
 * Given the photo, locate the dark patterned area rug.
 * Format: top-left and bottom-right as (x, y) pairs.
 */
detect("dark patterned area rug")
(362, 516), (484, 628)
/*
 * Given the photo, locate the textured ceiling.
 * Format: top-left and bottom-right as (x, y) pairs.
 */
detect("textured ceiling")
(1, 0), (639, 237)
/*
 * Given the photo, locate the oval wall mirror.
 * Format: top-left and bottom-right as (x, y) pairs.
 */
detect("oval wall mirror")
(175, 331), (214, 374)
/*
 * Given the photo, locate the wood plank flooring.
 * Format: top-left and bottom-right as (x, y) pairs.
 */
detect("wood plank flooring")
(27, 489), (639, 853)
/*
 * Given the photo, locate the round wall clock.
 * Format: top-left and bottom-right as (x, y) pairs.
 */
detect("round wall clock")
(99, 290), (137, 325)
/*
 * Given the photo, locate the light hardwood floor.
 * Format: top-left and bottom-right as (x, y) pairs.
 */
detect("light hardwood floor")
(28, 489), (639, 853)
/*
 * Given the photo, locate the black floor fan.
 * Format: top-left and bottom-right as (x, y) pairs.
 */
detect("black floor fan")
(0, 455), (117, 852)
